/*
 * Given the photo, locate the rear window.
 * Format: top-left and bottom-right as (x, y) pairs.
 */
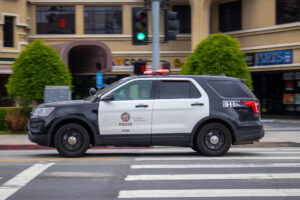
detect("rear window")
(158, 80), (201, 99)
(208, 80), (251, 98)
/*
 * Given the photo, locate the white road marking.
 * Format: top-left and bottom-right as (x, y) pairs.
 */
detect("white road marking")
(44, 172), (113, 178)
(131, 163), (300, 169)
(135, 156), (300, 161)
(118, 189), (300, 198)
(0, 163), (54, 200)
(125, 173), (300, 181)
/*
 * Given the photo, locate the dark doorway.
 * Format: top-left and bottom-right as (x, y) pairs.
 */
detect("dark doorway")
(68, 45), (107, 74)
(0, 74), (14, 107)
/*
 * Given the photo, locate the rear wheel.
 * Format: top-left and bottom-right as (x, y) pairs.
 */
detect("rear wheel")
(196, 123), (231, 156)
(55, 123), (90, 157)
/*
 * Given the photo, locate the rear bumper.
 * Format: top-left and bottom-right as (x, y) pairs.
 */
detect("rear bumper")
(233, 121), (265, 144)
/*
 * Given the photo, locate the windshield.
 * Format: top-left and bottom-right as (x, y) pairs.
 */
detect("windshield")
(85, 80), (121, 101)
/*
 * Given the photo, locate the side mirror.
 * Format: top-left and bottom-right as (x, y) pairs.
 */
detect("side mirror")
(101, 93), (114, 101)
(89, 88), (97, 96)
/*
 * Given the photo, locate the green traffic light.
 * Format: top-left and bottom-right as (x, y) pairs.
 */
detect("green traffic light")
(137, 32), (146, 41)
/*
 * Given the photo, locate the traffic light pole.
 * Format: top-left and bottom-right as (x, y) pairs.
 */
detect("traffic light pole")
(151, 0), (160, 71)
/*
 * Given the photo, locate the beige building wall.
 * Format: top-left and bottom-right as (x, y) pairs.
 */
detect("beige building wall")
(1, 0), (300, 74)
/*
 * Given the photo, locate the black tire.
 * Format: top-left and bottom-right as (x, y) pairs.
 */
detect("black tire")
(54, 123), (90, 157)
(191, 146), (202, 153)
(196, 123), (232, 156)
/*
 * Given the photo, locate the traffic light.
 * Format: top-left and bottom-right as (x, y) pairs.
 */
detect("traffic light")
(132, 7), (148, 45)
(134, 61), (147, 75)
(164, 10), (180, 41)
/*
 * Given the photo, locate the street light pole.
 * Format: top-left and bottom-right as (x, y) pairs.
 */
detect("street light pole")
(151, 0), (160, 70)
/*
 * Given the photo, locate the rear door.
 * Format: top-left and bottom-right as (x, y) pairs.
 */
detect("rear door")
(151, 78), (209, 144)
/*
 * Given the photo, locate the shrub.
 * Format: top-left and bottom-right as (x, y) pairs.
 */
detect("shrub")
(6, 40), (72, 102)
(0, 108), (7, 131)
(181, 33), (253, 90)
(5, 107), (32, 133)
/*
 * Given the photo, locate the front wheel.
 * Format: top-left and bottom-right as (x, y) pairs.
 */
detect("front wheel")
(196, 123), (232, 156)
(55, 123), (90, 157)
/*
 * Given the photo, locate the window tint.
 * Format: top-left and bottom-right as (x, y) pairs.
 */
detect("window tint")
(113, 80), (152, 101)
(36, 6), (75, 34)
(276, 0), (300, 24)
(208, 80), (250, 98)
(158, 81), (201, 99)
(219, 1), (241, 32)
(84, 6), (122, 34)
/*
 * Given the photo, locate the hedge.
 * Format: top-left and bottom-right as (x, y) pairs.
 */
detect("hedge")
(0, 107), (32, 133)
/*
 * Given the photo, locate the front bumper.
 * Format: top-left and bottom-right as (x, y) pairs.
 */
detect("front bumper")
(28, 117), (51, 146)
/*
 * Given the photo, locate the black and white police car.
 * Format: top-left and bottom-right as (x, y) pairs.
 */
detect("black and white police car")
(28, 72), (264, 157)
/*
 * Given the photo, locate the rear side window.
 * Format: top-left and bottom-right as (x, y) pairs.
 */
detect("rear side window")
(208, 80), (250, 98)
(157, 80), (201, 99)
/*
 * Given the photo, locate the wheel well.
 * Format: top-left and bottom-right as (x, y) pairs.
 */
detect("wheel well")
(50, 119), (95, 147)
(193, 119), (236, 147)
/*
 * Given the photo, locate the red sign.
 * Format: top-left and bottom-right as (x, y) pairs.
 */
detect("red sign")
(59, 18), (66, 28)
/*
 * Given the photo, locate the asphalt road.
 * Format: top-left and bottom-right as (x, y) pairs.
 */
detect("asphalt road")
(0, 146), (300, 200)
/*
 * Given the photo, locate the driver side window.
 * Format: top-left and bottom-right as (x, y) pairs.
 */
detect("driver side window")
(112, 80), (152, 101)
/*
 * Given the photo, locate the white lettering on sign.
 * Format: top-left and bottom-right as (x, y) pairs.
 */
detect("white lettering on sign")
(222, 100), (241, 108)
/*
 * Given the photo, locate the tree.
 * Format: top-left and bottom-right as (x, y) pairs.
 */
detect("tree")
(181, 33), (253, 90)
(6, 40), (72, 102)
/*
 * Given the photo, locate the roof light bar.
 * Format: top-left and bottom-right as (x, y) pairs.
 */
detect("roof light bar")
(144, 69), (170, 75)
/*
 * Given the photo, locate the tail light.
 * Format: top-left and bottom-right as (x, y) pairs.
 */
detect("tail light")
(243, 100), (260, 115)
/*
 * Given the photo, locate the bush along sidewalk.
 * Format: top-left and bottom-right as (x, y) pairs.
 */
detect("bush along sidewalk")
(0, 107), (31, 134)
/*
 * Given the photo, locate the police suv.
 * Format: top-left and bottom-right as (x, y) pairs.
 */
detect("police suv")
(28, 74), (264, 157)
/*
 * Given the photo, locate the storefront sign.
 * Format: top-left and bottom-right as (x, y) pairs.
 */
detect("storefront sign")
(245, 53), (255, 66)
(256, 50), (293, 66)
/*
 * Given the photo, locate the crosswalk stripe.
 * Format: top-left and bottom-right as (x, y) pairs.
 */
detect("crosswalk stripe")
(118, 189), (300, 198)
(135, 156), (300, 161)
(131, 163), (300, 169)
(0, 163), (54, 200)
(125, 173), (300, 181)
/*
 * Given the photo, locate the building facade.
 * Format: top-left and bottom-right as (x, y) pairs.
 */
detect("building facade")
(0, 0), (300, 115)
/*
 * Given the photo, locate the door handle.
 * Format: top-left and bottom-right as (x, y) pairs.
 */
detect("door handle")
(191, 103), (204, 106)
(135, 104), (148, 108)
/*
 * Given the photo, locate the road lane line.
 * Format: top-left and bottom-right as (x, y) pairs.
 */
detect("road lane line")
(0, 158), (120, 162)
(0, 163), (54, 200)
(125, 173), (300, 181)
(118, 189), (300, 198)
(135, 156), (300, 161)
(131, 163), (300, 169)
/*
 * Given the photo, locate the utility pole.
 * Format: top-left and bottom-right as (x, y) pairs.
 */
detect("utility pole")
(151, 0), (160, 70)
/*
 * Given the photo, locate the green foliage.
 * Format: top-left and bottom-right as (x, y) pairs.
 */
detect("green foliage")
(6, 40), (72, 100)
(181, 33), (253, 90)
(0, 108), (7, 131)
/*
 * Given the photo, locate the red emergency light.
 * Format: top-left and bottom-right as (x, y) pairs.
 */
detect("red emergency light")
(144, 69), (170, 75)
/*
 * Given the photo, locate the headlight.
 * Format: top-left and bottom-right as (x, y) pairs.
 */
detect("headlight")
(33, 107), (55, 116)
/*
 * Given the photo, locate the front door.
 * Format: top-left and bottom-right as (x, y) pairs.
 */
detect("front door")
(98, 79), (154, 145)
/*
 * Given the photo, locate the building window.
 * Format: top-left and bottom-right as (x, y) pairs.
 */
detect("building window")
(3, 16), (14, 47)
(277, 0), (300, 24)
(172, 5), (191, 34)
(36, 6), (75, 34)
(219, 1), (241, 32)
(84, 6), (122, 34)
